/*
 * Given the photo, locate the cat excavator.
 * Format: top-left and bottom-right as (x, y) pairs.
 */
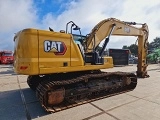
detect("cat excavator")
(13, 18), (149, 112)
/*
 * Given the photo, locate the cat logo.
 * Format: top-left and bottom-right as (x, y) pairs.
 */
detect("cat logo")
(44, 40), (67, 55)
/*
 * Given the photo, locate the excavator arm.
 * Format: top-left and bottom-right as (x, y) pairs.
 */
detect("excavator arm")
(85, 18), (149, 78)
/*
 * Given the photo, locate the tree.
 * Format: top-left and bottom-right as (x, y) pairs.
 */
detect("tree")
(128, 44), (138, 56)
(122, 44), (138, 56)
(122, 37), (160, 56)
(122, 45), (128, 49)
(149, 37), (160, 50)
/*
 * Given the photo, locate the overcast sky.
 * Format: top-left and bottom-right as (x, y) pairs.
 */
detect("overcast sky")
(0, 0), (160, 50)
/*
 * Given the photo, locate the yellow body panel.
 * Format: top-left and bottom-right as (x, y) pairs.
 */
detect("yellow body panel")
(14, 28), (113, 75)
(14, 29), (39, 75)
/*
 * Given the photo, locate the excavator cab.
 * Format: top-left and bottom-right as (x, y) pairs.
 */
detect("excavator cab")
(67, 21), (109, 65)
(73, 34), (104, 65)
(72, 34), (85, 56)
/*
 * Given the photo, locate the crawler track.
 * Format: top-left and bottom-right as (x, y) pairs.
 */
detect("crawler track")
(34, 71), (137, 113)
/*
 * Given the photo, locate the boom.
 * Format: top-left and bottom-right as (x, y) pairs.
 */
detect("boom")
(85, 18), (149, 78)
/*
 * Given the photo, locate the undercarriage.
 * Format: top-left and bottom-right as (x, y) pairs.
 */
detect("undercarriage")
(27, 70), (137, 113)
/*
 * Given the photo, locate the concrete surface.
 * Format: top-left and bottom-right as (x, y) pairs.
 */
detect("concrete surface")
(0, 64), (160, 120)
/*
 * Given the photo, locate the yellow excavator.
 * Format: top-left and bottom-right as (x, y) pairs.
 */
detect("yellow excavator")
(13, 18), (149, 112)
